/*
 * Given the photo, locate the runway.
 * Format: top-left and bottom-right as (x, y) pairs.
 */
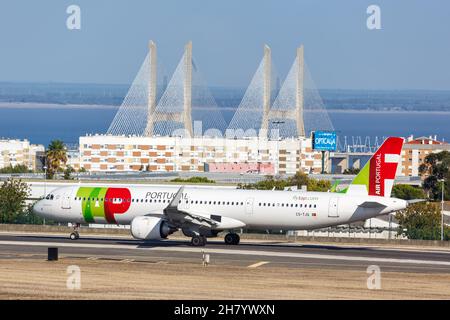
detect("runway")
(1, 232), (450, 273)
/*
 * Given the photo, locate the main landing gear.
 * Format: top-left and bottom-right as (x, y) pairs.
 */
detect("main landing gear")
(69, 223), (80, 240)
(224, 233), (240, 245)
(191, 235), (207, 247)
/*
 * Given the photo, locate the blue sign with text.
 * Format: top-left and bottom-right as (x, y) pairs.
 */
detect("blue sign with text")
(312, 131), (337, 151)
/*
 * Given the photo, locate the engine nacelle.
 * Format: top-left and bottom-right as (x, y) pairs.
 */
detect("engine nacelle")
(131, 216), (174, 240)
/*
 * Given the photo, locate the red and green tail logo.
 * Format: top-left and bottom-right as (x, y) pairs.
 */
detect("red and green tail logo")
(76, 187), (131, 224)
(346, 137), (404, 197)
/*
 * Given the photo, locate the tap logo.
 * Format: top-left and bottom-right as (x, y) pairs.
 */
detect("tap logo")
(76, 187), (131, 224)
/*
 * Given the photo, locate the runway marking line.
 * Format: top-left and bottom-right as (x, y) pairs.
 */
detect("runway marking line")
(248, 261), (270, 268)
(120, 258), (135, 263)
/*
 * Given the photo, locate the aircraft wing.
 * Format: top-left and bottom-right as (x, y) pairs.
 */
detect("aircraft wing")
(162, 186), (245, 230)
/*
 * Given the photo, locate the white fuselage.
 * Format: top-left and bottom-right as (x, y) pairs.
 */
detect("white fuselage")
(33, 185), (407, 231)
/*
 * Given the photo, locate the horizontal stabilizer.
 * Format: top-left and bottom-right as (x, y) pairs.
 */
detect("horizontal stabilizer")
(358, 201), (387, 209)
(406, 199), (427, 205)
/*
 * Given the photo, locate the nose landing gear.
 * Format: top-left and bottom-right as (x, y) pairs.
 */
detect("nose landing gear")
(69, 223), (80, 240)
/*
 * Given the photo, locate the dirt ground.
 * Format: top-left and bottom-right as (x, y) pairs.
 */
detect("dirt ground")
(1, 258), (450, 300)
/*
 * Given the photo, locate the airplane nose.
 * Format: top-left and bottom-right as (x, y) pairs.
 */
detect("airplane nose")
(33, 201), (44, 216)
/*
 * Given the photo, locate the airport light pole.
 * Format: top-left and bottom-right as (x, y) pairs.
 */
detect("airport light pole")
(439, 179), (445, 241)
(43, 165), (47, 197)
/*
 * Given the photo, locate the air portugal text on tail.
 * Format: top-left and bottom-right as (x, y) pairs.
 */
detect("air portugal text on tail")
(347, 137), (404, 197)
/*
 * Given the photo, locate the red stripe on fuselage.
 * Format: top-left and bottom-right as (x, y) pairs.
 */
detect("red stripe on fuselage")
(104, 188), (132, 224)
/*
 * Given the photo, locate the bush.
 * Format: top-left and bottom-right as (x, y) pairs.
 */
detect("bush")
(0, 179), (30, 223)
(171, 176), (215, 184)
(238, 171), (331, 192)
(0, 164), (31, 174)
(392, 184), (426, 200)
(396, 202), (449, 240)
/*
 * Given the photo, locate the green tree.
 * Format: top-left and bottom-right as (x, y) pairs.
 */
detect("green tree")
(63, 166), (75, 180)
(238, 171), (331, 192)
(343, 167), (361, 175)
(14, 204), (50, 225)
(171, 176), (215, 184)
(391, 184), (426, 200)
(0, 164), (31, 174)
(419, 151), (450, 200)
(46, 140), (67, 179)
(396, 202), (449, 240)
(306, 179), (332, 192)
(0, 179), (30, 223)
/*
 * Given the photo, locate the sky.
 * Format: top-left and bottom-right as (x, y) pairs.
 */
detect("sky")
(0, 0), (449, 90)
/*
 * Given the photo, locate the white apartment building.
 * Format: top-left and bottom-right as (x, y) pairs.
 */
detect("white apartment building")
(0, 139), (45, 171)
(399, 135), (450, 177)
(79, 135), (326, 175)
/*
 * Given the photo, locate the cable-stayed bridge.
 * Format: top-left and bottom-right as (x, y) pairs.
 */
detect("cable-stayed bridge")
(107, 41), (333, 139)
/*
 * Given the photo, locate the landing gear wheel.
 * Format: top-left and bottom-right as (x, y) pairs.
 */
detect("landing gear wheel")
(224, 233), (240, 245)
(191, 235), (206, 247)
(69, 223), (80, 240)
(69, 232), (79, 240)
(233, 233), (240, 245)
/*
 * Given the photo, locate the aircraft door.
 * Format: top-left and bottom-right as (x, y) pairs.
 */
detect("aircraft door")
(61, 192), (72, 209)
(245, 198), (254, 215)
(328, 197), (339, 217)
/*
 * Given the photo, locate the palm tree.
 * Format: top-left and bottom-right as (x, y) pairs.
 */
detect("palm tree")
(46, 140), (67, 179)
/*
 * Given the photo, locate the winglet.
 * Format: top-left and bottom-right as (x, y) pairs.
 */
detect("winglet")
(167, 186), (184, 209)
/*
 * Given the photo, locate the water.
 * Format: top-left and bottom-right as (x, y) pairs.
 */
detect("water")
(0, 106), (448, 146)
(0, 84), (449, 146)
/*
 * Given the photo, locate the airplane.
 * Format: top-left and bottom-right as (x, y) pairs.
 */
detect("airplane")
(33, 137), (408, 246)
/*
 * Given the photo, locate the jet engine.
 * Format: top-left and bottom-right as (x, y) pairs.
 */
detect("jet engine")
(130, 216), (175, 240)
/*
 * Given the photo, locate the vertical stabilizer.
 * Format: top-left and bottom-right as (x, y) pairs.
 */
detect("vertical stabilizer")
(346, 137), (404, 197)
